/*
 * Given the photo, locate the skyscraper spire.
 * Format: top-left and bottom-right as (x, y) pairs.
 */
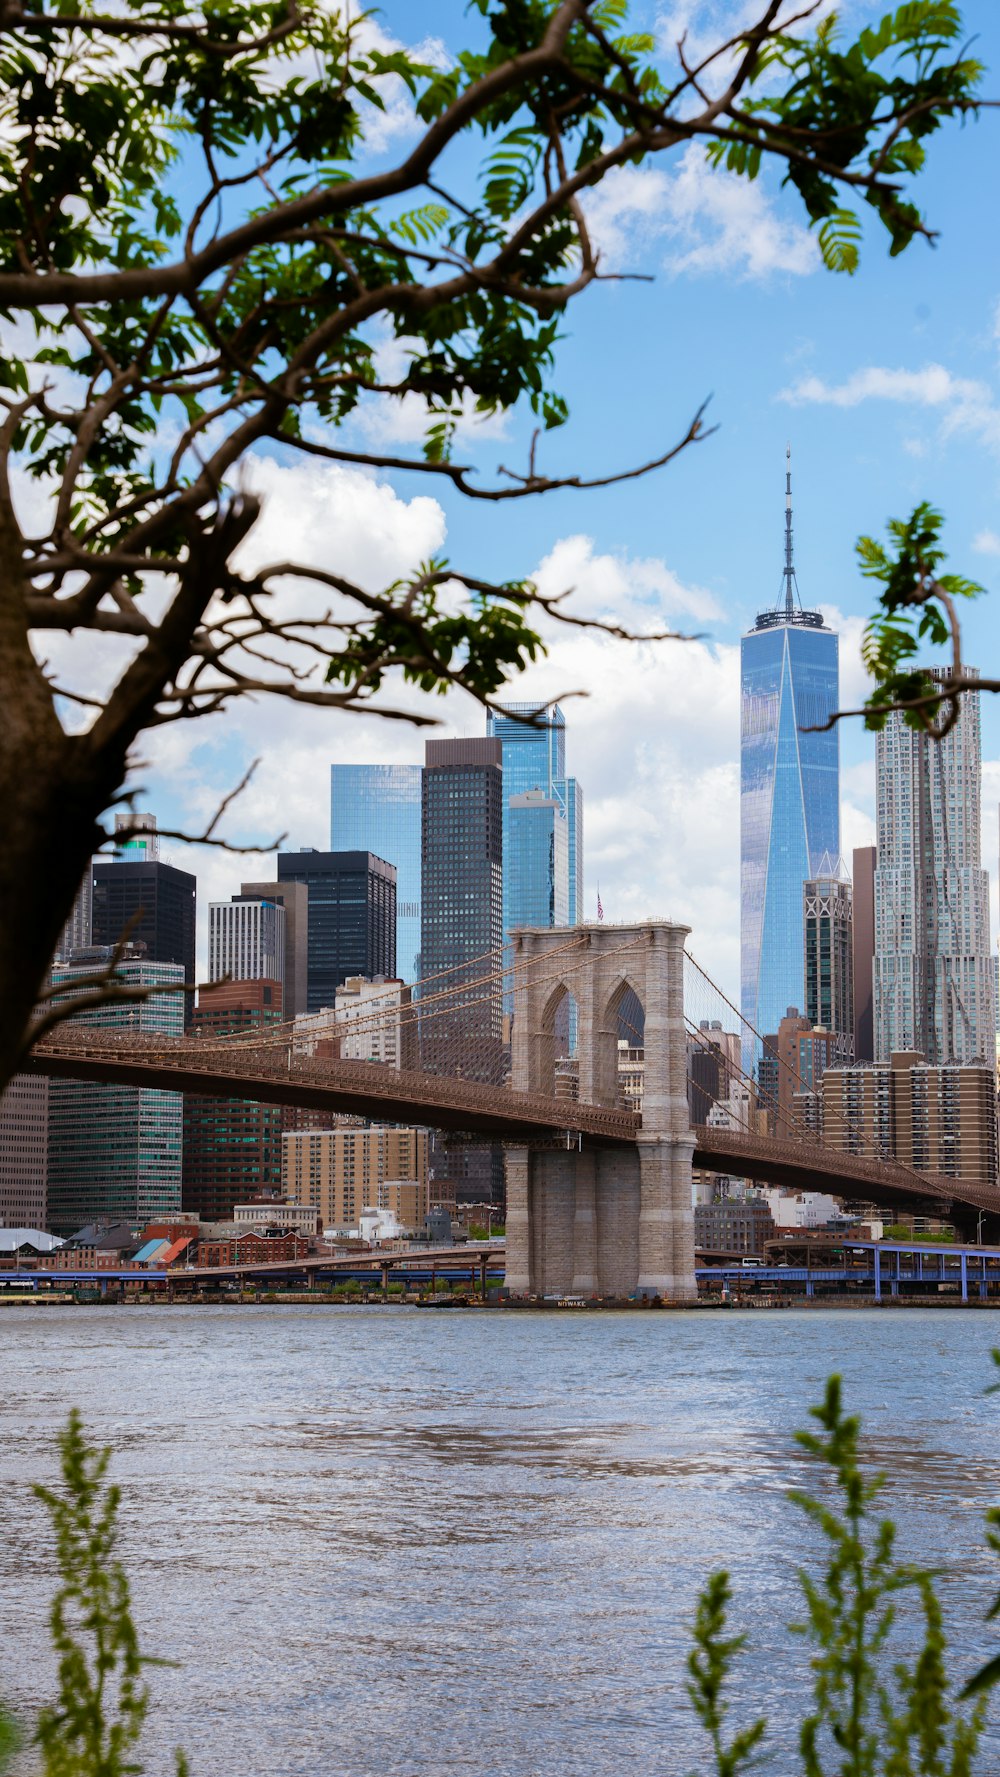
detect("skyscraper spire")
(784, 442), (795, 616)
(752, 444), (824, 632)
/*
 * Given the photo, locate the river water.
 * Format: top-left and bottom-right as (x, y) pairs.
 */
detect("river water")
(2, 1304), (1000, 1774)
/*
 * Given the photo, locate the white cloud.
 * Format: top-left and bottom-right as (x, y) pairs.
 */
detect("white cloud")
(332, 325), (513, 452)
(655, 0), (841, 93)
(781, 363), (985, 408)
(532, 533), (725, 626)
(585, 145), (817, 282)
(32, 454), (449, 733)
(842, 797), (876, 861)
(974, 529), (1000, 557)
(780, 362), (1000, 452)
(234, 453), (447, 588)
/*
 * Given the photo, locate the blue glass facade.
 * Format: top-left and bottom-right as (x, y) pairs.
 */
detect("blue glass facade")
(330, 764), (421, 983)
(741, 618), (839, 1055)
(508, 793), (569, 931)
(486, 704), (573, 942)
(561, 776), (584, 926)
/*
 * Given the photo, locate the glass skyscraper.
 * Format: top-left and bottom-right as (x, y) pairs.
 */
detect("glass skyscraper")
(562, 775), (584, 927)
(420, 738), (504, 1074)
(486, 702), (582, 945)
(741, 456), (840, 1059)
(330, 764), (422, 983)
(276, 849), (396, 1012)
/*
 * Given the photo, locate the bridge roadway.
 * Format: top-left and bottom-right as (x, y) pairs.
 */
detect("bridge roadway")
(28, 1031), (1000, 1237)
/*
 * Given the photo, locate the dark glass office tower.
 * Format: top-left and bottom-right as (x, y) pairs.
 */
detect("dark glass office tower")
(276, 850), (396, 1012)
(420, 738), (503, 1080)
(91, 859), (196, 989)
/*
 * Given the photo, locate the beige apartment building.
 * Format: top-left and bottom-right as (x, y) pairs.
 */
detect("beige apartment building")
(282, 1126), (429, 1229)
(820, 1051), (997, 1189)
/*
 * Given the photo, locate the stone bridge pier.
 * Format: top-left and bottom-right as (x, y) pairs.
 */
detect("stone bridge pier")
(504, 921), (697, 1303)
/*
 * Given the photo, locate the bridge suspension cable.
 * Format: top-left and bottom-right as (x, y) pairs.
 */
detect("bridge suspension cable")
(682, 948), (945, 1203)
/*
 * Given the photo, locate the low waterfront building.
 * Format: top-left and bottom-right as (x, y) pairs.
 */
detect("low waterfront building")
(754, 1187), (844, 1230)
(196, 1226), (311, 1268)
(0, 1228), (62, 1268)
(233, 1197), (322, 1235)
(694, 1197), (776, 1256)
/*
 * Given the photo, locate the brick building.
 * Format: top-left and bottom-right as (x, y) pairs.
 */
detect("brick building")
(695, 1197), (776, 1256)
(196, 1228), (310, 1268)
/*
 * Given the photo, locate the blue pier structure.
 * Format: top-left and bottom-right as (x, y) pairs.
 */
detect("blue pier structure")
(697, 1239), (999, 1303)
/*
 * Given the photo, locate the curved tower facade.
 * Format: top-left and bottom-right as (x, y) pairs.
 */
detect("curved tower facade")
(740, 453), (840, 1060)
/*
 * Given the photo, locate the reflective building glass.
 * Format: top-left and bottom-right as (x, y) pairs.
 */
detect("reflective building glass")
(420, 739), (504, 1077)
(741, 617), (840, 1061)
(276, 850), (396, 1013)
(486, 702), (577, 939)
(330, 764), (422, 983)
(560, 776), (584, 927)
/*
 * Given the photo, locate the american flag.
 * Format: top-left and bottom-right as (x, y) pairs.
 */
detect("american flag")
(596, 889), (604, 921)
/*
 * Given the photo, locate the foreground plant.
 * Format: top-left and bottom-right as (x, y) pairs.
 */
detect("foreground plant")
(1, 1410), (187, 1777)
(689, 1376), (988, 1774)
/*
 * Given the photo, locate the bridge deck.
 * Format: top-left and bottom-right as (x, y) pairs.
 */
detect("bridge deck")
(29, 1034), (637, 1144)
(28, 1032), (1000, 1234)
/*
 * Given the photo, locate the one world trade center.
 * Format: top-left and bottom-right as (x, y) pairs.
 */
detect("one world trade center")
(740, 451), (840, 1064)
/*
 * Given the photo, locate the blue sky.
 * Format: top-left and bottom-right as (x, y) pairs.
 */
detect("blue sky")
(102, 0), (1000, 998)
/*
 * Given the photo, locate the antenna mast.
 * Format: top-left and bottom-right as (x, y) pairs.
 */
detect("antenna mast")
(784, 443), (795, 616)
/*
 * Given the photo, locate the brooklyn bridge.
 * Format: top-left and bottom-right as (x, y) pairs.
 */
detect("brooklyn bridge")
(28, 920), (1000, 1296)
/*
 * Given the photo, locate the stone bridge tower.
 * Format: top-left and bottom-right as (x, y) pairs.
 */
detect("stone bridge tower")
(504, 920), (697, 1303)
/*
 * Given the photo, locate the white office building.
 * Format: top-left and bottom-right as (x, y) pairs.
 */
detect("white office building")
(333, 975), (415, 1070)
(209, 896), (286, 991)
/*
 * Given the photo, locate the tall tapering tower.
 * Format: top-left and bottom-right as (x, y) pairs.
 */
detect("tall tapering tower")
(741, 451), (840, 1065)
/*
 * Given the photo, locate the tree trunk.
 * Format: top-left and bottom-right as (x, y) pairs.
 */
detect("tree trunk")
(0, 506), (117, 1094)
(0, 742), (113, 1094)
